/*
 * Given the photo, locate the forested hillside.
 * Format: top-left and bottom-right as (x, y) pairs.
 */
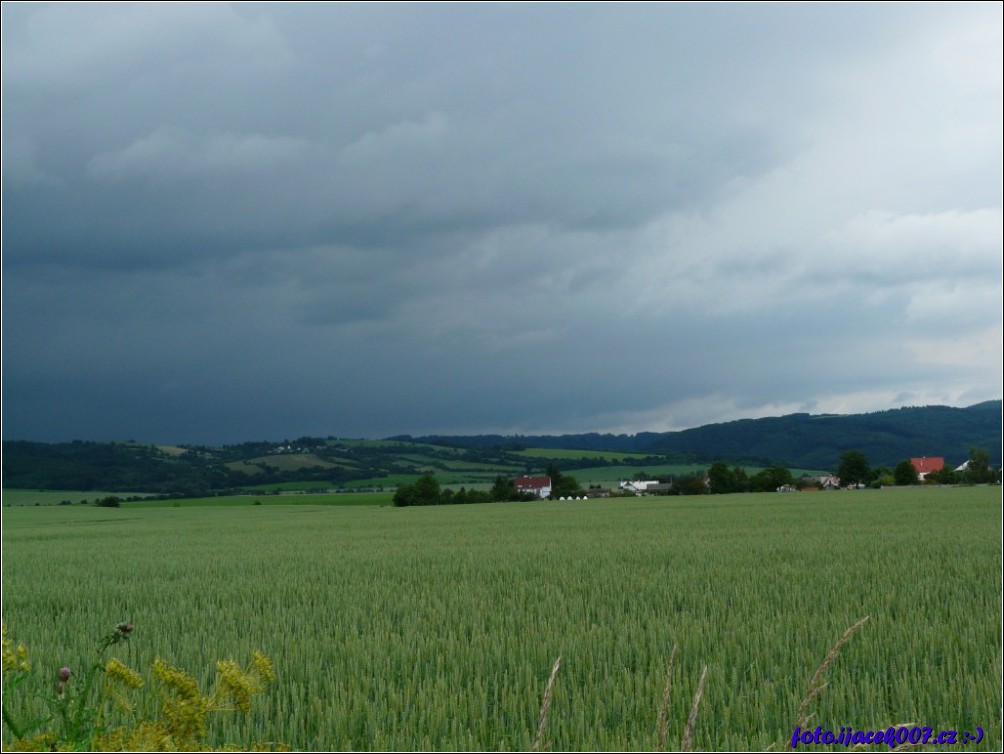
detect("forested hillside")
(644, 402), (1002, 468)
(418, 402), (1001, 468)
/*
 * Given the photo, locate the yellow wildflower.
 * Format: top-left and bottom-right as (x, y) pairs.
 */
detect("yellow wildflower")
(2, 624), (31, 673)
(152, 658), (200, 700)
(94, 721), (176, 752)
(160, 694), (210, 745)
(6, 732), (58, 752)
(105, 657), (144, 689)
(152, 658), (212, 745)
(216, 659), (262, 712)
(251, 650), (276, 683)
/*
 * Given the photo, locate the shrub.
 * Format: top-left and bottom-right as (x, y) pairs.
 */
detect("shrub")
(1, 623), (281, 752)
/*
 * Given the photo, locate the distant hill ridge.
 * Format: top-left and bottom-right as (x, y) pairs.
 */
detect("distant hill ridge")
(2, 401), (999, 494)
(413, 401), (1002, 468)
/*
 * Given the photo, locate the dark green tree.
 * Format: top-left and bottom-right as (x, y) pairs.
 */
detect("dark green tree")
(749, 464), (794, 492)
(927, 465), (960, 485)
(412, 474), (442, 505)
(893, 460), (919, 486)
(707, 462), (736, 494)
(870, 466), (893, 488)
(393, 474), (443, 506)
(546, 464), (582, 498)
(392, 485), (414, 507)
(963, 447), (993, 484)
(490, 475), (518, 502)
(732, 466), (750, 493)
(672, 472), (707, 495)
(837, 451), (870, 486)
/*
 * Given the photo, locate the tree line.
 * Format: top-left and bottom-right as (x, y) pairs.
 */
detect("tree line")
(395, 446), (1000, 506)
(393, 465), (584, 507)
(832, 447), (999, 487)
(393, 475), (538, 507)
(700, 446), (1000, 495)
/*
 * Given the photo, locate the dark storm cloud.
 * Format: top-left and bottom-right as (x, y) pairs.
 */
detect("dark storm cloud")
(2, 2), (1001, 443)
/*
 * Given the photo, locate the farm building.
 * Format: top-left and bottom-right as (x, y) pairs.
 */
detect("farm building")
(618, 480), (669, 495)
(910, 456), (945, 480)
(643, 482), (673, 495)
(515, 475), (552, 498)
(619, 480), (650, 494)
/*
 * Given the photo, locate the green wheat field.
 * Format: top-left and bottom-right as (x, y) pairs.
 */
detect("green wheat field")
(2, 486), (1000, 750)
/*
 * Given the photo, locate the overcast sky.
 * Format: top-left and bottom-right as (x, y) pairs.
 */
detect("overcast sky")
(2, 2), (1001, 445)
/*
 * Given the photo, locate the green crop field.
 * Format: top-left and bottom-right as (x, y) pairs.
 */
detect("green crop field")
(245, 481), (336, 492)
(122, 491), (394, 507)
(570, 464), (831, 488)
(570, 463), (713, 486)
(338, 474), (431, 490)
(226, 453), (342, 473)
(2, 487), (999, 751)
(340, 473), (504, 490)
(1, 490), (156, 507)
(514, 448), (657, 462)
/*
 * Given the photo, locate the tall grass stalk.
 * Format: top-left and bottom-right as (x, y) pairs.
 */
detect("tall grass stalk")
(681, 665), (708, 752)
(531, 656), (561, 752)
(656, 644), (678, 752)
(795, 615), (870, 729)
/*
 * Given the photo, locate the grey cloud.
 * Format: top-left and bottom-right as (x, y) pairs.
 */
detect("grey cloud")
(3, 3), (1000, 443)
(1, 3), (292, 89)
(87, 127), (311, 183)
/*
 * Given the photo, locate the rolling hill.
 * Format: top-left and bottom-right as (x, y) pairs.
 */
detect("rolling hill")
(416, 402), (1001, 469)
(2, 402), (999, 495)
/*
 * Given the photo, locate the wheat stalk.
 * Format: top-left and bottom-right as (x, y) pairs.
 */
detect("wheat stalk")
(795, 616), (870, 728)
(656, 644), (679, 751)
(681, 664), (708, 752)
(531, 656), (561, 752)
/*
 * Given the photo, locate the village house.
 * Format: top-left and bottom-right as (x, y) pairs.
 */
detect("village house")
(817, 475), (841, 490)
(619, 480), (659, 494)
(515, 475), (552, 498)
(618, 480), (672, 495)
(910, 457), (945, 481)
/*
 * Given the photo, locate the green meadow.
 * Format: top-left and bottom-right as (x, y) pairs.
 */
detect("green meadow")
(2, 486), (1000, 751)
(569, 464), (829, 487)
(0, 489), (156, 506)
(131, 491), (393, 507)
(513, 447), (657, 462)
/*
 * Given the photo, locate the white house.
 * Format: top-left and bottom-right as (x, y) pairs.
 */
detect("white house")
(619, 480), (661, 494)
(817, 475), (841, 490)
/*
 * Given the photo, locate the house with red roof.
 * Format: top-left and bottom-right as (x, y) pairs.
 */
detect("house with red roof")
(515, 475), (552, 498)
(910, 457), (945, 481)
